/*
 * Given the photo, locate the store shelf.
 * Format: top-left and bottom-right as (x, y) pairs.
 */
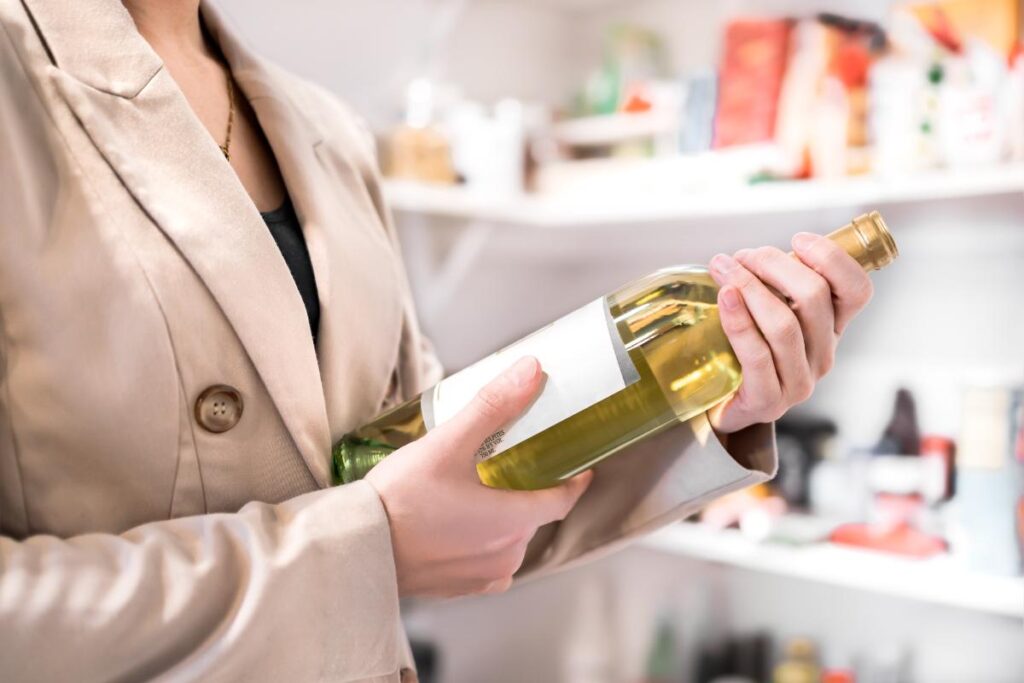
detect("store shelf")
(639, 523), (1024, 620)
(382, 162), (1024, 227)
(552, 112), (678, 146)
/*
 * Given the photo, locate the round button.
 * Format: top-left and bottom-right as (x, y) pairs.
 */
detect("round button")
(195, 385), (243, 433)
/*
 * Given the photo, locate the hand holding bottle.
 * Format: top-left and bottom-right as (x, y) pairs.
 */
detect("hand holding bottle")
(343, 213), (895, 490)
(365, 356), (593, 598)
(708, 231), (875, 434)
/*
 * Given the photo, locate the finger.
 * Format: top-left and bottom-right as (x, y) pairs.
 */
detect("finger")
(509, 469), (593, 527)
(481, 577), (514, 595)
(710, 255), (813, 403)
(428, 356), (544, 459)
(714, 285), (782, 421)
(734, 246), (836, 377)
(791, 232), (873, 335)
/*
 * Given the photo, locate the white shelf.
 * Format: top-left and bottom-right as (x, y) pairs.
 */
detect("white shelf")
(553, 112), (678, 146)
(639, 524), (1024, 620)
(382, 163), (1024, 228)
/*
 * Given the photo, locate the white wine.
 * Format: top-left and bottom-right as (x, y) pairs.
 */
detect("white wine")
(334, 212), (898, 490)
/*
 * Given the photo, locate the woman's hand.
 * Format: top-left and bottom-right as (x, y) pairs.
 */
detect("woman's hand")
(708, 232), (874, 434)
(366, 357), (592, 598)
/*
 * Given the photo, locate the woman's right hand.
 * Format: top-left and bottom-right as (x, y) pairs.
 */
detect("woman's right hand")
(365, 356), (593, 598)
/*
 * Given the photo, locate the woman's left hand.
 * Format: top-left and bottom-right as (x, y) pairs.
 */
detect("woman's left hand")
(707, 232), (874, 434)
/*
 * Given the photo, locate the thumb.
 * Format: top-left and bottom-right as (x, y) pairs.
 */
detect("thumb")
(511, 470), (594, 526)
(428, 356), (544, 459)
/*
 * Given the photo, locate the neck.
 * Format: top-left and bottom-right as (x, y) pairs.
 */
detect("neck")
(122, 0), (208, 55)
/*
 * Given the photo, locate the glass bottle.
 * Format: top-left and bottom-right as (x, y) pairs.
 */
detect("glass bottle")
(335, 212), (898, 490)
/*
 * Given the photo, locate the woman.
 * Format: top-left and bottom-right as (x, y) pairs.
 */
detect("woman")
(0, 1), (873, 681)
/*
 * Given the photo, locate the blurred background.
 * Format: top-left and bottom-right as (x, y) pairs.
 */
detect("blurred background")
(219, 1), (1023, 681)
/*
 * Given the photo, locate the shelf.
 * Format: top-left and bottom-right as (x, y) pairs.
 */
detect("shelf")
(639, 523), (1024, 619)
(552, 112), (678, 146)
(382, 162), (1024, 228)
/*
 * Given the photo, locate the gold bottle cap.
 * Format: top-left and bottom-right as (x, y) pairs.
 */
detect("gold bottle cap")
(829, 211), (899, 272)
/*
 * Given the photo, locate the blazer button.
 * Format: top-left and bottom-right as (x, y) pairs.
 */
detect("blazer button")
(195, 385), (243, 433)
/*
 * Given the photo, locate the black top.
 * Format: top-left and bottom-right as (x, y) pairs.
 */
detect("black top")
(260, 197), (321, 345)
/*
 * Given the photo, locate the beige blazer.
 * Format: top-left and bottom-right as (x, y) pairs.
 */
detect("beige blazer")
(0, 2), (776, 681)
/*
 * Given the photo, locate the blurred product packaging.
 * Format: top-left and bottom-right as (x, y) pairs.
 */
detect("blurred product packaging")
(772, 638), (821, 683)
(713, 19), (792, 149)
(383, 0), (1022, 199)
(386, 78), (457, 184)
(697, 632), (772, 683)
(948, 386), (1024, 575)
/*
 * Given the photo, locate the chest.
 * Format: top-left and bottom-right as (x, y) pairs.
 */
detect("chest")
(0, 55), (406, 538)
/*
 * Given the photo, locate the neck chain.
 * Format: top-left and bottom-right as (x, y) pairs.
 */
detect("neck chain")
(220, 72), (235, 161)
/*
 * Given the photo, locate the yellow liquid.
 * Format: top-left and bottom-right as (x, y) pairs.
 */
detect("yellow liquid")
(334, 213), (897, 490)
(478, 267), (740, 489)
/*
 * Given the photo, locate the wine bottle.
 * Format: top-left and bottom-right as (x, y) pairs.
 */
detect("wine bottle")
(334, 212), (898, 490)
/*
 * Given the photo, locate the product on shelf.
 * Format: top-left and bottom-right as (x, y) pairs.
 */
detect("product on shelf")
(950, 386), (1024, 575)
(333, 213), (897, 490)
(919, 434), (956, 500)
(642, 617), (680, 683)
(679, 71), (717, 154)
(576, 24), (669, 117)
(908, 0), (1020, 59)
(873, 388), (921, 456)
(387, 79), (456, 184)
(775, 415), (838, 508)
(772, 638), (821, 683)
(713, 19), (792, 149)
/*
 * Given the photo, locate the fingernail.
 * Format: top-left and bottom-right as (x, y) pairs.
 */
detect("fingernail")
(710, 253), (739, 274)
(792, 232), (816, 251)
(734, 248), (753, 261)
(720, 286), (741, 311)
(507, 356), (539, 387)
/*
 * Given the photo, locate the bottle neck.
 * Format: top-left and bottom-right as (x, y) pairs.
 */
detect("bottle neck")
(825, 211), (899, 272)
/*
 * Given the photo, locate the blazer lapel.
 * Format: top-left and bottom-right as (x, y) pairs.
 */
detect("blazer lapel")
(203, 6), (406, 442)
(27, 0), (334, 486)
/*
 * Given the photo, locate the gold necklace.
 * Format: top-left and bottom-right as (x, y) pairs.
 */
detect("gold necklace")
(220, 72), (235, 161)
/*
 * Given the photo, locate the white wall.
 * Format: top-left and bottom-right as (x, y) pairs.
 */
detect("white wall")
(214, 0), (579, 127)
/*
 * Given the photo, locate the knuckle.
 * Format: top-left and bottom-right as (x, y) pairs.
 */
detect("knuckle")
(721, 306), (752, 333)
(489, 551), (523, 580)
(729, 263), (758, 288)
(767, 315), (802, 347)
(745, 348), (775, 374)
(812, 235), (843, 263)
(818, 350), (835, 376)
(764, 383), (785, 410)
(850, 277), (874, 307)
(792, 375), (815, 403)
(473, 384), (507, 421)
(547, 497), (574, 522)
(807, 276), (831, 305)
(755, 245), (784, 265)
(484, 532), (523, 554)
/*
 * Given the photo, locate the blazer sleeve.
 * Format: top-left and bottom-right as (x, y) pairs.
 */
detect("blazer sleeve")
(0, 482), (406, 683)
(517, 415), (777, 580)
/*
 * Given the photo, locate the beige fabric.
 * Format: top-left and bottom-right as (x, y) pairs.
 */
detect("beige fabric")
(0, 1), (776, 681)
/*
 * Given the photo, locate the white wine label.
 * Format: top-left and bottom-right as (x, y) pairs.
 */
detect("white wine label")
(422, 298), (640, 462)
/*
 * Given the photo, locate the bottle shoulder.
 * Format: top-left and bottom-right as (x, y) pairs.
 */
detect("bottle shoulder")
(609, 265), (717, 308)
